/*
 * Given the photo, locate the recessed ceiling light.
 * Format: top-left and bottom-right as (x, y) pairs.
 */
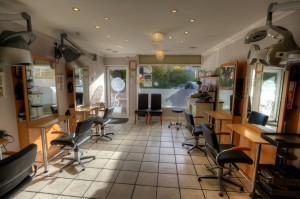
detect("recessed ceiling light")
(125, 39), (128, 42)
(95, 25), (101, 29)
(190, 19), (195, 22)
(107, 35), (111, 38)
(184, 31), (189, 34)
(104, 17), (109, 20)
(168, 36), (173, 39)
(72, 7), (80, 12)
(180, 40), (184, 43)
(171, 9), (177, 13)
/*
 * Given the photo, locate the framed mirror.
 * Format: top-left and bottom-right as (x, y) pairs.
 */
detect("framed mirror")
(246, 63), (284, 131)
(218, 61), (237, 114)
(74, 67), (89, 107)
(26, 56), (57, 121)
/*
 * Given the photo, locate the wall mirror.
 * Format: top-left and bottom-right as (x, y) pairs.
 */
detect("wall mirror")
(247, 63), (284, 131)
(74, 67), (89, 107)
(218, 62), (237, 114)
(26, 56), (57, 121)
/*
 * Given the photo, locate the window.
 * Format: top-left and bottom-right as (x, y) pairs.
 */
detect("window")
(139, 65), (200, 108)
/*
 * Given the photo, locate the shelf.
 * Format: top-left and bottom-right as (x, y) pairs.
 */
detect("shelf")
(199, 75), (219, 78)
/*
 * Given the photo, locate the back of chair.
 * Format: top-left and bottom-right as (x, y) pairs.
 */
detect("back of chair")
(138, 93), (149, 110)
(75, 117), (95, 143)
(0, 144), (37, 198)
(184, 110), (195, 134)
(103, 106), (114, 119)
(248, 111), (269, 126)
(151, 94), (162, 110)
(201, 124), (220, 159)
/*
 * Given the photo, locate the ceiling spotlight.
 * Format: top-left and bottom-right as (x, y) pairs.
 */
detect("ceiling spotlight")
(112, 50), (118, 53)
(72, 7), (80, 12)
(95, 25), (100, 29)
(104, 17), (109, 20)
(184, 31), (189, 34)
(107, 35), (111, 38)
(171, 9), (177, 13)
(180, 40), (184, 43)
(168, 36), (173, 39)
(190, 19), (195, 22)
(125, 39), (128, 42)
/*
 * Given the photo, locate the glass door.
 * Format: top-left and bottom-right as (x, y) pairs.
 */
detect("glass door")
(106, 66), (129, 117)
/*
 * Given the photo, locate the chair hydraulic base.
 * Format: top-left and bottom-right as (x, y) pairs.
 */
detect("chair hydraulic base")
(93, 126), (114, 141)
(198, 168), (244, 197)
(182, 136), (206, 155)
(61, 147), (95, 172)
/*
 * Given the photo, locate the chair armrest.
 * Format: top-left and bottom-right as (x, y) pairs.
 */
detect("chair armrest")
(2, 151), (16, 156)
(229, 146), (251, 151)
(215, 132), (231, 136)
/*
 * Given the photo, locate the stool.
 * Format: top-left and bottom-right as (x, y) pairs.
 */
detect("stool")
(168, 108), (183, 130)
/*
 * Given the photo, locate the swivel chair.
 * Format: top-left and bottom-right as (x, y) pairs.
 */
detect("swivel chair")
(0, 144), (37, 198)
(199, 124), (253, 197)
(248, 111), (269, 126)
(135, 93), (149, 124)
(93, 106), (115, 141)
(51, 117), (96, 171)
(182, 110), (206, 154)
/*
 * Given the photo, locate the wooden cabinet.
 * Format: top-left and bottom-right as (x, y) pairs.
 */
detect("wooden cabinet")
(187, 99), (214, 124)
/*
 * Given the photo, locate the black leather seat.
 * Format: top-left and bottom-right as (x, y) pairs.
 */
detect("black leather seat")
(182, 109), (206, 154)
(199, 124), (253, 197)
(0, 144), (37, 198)
(149, 94), (163, 125)
(248, 111), (269, 126)
(93, 106), (114, 141)
(135, 93), (149, 124)
(51, 117), (96, 171)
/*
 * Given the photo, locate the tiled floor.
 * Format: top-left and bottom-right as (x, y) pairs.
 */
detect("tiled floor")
(14, 117), (251, 199)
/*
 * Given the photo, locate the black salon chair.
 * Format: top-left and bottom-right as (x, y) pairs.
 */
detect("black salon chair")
(248, 111), (269, 126)
(149, 94), (163, 125)
(182, 109), (206, 154)
(51, 117), (96, 171)
(93, 106), (115, 141)
(135, 93), (149, 124)
(199, 124), (253, 197)
(0, 144), (37, 198)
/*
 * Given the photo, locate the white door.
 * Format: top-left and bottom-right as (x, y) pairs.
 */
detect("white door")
(106, 66), (129, 117)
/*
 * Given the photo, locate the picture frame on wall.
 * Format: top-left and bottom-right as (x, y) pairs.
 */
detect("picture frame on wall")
(129, 61), (137, 70)
(130, 71), (136, 77)
(0, 72), (7, 99)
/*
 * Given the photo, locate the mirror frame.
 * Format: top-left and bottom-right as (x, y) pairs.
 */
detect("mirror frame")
(218, 61), (238, 115)
(24, 55), (58, 123)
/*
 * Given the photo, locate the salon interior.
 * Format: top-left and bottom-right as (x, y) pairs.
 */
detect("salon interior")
(1, 1), (300, 199)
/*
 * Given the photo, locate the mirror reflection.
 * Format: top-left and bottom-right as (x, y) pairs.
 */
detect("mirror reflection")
(248, 63), (284, 130)
(26, 58), (57, 120)
(75, 67), (84, 106)
(218, 64), (236, 114)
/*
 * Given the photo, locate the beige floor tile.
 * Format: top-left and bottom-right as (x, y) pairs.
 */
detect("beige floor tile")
(191, 156), (210, 165)
(149, 136), (161, 141)
(103, 144), (119, 151)
(161, 137), (173, 142)
(130, 146), (146, 153)
(121, 139), (135, 145)
(178, 175), (201, 189)
(176, 164), (196, 175)
(115, 171), (138, 184)
(159, 154), (175, 163)
(140, 162), (159, 172)
(145, 147), (160, 154)
(174, 147), (188, 155)
(126, 153), (144, 161)
(227, 192), (251, 199)
(157, 187), (180, 199)
(61, 179), (92, 197)
(83, 181), (113, 198)
(200, 178), (220, 190)
(133, 141), (148, 146)
(104, 160), (124, 170)
(239, 178), (251, 192)
(158, 173), (179, 187)
(24, 175), (52, 192)
(57, 196), (80, 199)
(76, 167), (101, 180)
(111, 151), (128, 160)
(87, 158), (108, 168)
(160, 148), (175, 155)
(121, 161), (141, 171)
(223, 177), (245, 192)
(136, 172), (158, 186)
(180, 189), (205, 199)
(106, 183), (134, 199)
(96, 151), (114, 159)
(143, 153), (159, 162)
(32, 193), (58, 199)
(116, 145), (132, 152)
(175, 155), (193, 164)
(57, 166), (81, 179)
(194, 164), (216, 176)
(160, 142), (173, 148)
(40, 178), (73, 194)
(159, 163), (177, 174)
(132, 185), (157, 199)
(203, 190), (229, 198)
(147, 141), (160, 147)
(12, 191), (37, 199)
(95, 169), (119, 182)
(136, 135), (149, 141)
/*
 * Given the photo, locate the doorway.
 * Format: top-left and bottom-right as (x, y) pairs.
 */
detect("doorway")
(106, 66), (129, 118)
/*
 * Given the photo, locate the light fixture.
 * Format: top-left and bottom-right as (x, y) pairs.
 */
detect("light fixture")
(152, 32), (164, 49)
(0, 12), (36, 66)
(72, 7), (80, 12)
(190, 19), (195, 22)
(125, 39), (128, 42)
(184, 31), (189, 34)
(168, 36), (173, 39)
(95, 25), (100, 29)
(180, 40), (184, 43)
(107, 35), (111, 38)
(171, 9), (177, 13)
(58, 33), (97, 69)
(156, 50), (164, 62)
(104, 17), (109, 20)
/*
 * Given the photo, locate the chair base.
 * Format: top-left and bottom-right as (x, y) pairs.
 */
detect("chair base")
(182, 142), (206, 154)
(198, 168), (244, 197)
(169, 122), (184, 130)
(93, 132), (114, 141)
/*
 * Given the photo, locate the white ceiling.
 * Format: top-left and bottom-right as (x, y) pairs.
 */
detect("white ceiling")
(0, 0), (295, 57)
